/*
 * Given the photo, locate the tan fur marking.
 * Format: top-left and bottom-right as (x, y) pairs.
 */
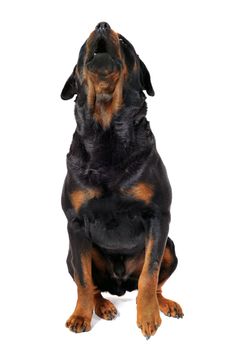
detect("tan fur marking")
(70, 188), (101, 212)
(125, 252), (144, 277)
(84, 29), (128, 128)
(86, 66), (126, 128)
(123, 182), (154, 204)
(93, 74), (123, 128)
(94, 292), (117, 320)
(92, 247), (107, 272)
(161, 246), (173, 268)
(138, 238), (158, 288)
(65, 253), (94, 332)
(137, 238), (161, 337)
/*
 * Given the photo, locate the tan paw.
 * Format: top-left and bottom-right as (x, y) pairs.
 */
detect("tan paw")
(137, 304), (162, 339)
(157, 294), (184, 318)
(65, 314), (91, 333)
(95, 297), (117, 320)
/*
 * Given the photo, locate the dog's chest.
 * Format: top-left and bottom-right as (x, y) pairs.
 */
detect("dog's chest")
(67, 113), (154, 189)
(66, 119), (159, 252)
(84, 131), (130, 180)
(70, 185), (156, 253)
(79, 191), (153, 253)
(70, 141), (152, 191)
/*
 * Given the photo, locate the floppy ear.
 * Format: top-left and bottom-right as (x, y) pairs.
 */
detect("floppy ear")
(61, 66), (78, 100)
(139, 58), (155, 96)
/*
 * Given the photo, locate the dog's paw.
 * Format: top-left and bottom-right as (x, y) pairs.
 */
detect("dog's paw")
(137, 319), (161, 339)
(65, 314), (91, 333)
(157, 294), (184, 318)
(137, 305), (162, 339)
(95, 297), (118, 320)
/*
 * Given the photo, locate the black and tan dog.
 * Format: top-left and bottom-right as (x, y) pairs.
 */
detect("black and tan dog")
(61, 22), (183, 339)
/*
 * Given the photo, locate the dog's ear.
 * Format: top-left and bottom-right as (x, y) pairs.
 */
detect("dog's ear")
(61, 66), (78, 100)
(139, 58), (155, 96)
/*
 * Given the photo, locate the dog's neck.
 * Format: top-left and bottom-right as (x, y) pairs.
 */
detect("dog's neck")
(68, 95), (155, 187)
(73, 94), (151, 159)
(85, 75), (125, 129)
(74, 91), (147, 136)
(93, 89), (123, 129)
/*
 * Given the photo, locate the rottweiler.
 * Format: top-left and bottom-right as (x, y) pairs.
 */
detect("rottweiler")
(61, 22), (183, 339)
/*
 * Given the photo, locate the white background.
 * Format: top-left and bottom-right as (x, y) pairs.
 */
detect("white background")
(0, 0), (233, 349)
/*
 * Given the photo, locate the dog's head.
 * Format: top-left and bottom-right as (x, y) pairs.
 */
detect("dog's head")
(61, 22), (154, 127)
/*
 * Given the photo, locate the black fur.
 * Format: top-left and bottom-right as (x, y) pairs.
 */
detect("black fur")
(61, 24), (177, 297)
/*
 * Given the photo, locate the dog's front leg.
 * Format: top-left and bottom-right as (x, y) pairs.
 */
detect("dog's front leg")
(66, 220), (94, 333)
(137, 215), (169, 339)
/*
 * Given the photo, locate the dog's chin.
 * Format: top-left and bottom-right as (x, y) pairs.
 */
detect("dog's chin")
(86, 53), (120, 75)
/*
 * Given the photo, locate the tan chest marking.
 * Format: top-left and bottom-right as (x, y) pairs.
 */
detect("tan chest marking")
(125, 252), (145, 277)
(70, 188), (101, 212)
(161, 246), (173, 268)
(122, 182), (154, 204)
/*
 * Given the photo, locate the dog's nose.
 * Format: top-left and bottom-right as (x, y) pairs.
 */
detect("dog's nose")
(95, 22), (111, 32)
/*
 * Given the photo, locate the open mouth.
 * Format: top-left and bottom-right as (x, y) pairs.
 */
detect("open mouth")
(94, 38), (107, 55)
(86, 35), (121, 75)
(87, 38), (111, 62)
